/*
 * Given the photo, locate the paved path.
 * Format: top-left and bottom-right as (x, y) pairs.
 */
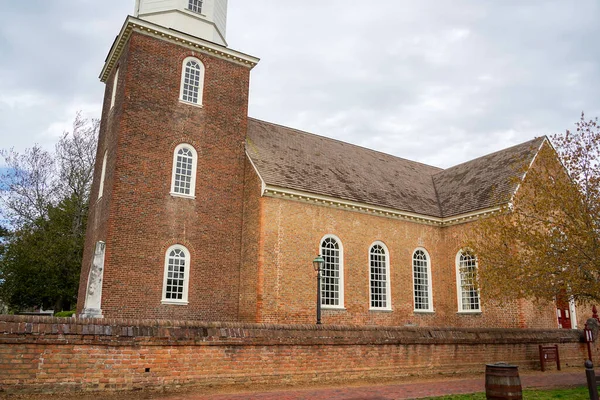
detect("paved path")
(154, 369), (587, 400)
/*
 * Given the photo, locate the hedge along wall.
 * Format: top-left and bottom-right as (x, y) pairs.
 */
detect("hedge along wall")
(0, 315), (593, 394)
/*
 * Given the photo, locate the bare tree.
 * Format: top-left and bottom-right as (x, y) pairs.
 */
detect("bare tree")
(0, 146), (57, 227)
(55, 113), (99, 235)
(0, 113), (98, 230)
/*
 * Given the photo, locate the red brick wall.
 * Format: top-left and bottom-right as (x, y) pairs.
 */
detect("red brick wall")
(253, 195), (558, 328)
(0, 316), (591, 394)
(78, 32), (252, 320)
(238, 158), (263, 322)
(77, 39), (131, 315)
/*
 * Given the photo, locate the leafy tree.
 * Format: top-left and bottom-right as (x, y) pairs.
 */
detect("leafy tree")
(472, 113), (600, 303)
(0, 113), (98, 312)
(0, 196), (85, 311)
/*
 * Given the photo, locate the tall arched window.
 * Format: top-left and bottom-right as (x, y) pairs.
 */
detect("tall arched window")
(98, 151), (108, 200)
(320, 235), (344, 308)
(110, 67), (119, 109)
(413, 248), (433, 311)
(180, 57), (205, 106)
(170, 144), (198, 198)
(369, 242), (391, 310)
(456, 250), (481, 312)
(162, 245), (191, 304)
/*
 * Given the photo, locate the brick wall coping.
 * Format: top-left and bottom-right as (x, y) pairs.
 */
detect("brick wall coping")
(0, 315), (582, 346)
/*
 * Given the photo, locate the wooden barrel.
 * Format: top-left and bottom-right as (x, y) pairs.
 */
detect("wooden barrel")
(485, 362), (523, 400)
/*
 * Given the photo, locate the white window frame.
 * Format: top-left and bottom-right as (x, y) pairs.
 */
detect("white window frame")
(412, 247), (434, 312)
(369, 241), (392, 311)
(187, 0), (203, 14)
(455, 250), (481, 313)
(170, 143), (198, 199)
(161, 244), (191, 305)
(97, 151), (107, 200)
(320, 234), (344, 309)
(179, 57), (205, 106)
(110, 67), (119, 109)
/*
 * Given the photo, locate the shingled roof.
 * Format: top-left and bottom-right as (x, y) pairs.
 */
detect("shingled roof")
(245, 117), (546, 219)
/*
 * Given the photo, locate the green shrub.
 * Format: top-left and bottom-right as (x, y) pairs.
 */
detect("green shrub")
(54, 311), (76, 318)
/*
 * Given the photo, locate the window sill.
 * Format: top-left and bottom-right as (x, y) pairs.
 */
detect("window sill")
(179, 99), (203, 108)
(413, 310), (435, 314)
(170, 192), (196, 199)
(322, 306), (346, 311)
(183, 8), (207, 18)
(369, 308), (393, 313)
(457, 310), (482, 315)
(161, 300), (189, 306)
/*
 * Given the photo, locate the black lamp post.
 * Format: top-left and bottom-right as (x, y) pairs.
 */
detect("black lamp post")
(312, 255), (324, 324)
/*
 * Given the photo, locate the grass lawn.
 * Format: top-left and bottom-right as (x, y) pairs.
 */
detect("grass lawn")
(427, 386), (594, 399)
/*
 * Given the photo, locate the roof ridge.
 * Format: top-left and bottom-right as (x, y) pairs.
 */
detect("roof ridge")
(431, 174), (444, 218)
(247, 116), (444, 173)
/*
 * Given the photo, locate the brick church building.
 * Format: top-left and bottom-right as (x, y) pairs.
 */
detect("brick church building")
(77, 0), (576, 329)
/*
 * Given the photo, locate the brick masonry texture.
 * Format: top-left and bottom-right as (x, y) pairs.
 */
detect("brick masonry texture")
(0, 315), (594, 394)
(77, 31), (251, 320)
(249, 194), (558, 327)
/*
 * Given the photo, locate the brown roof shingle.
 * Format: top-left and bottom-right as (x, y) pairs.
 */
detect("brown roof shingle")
(432, 137), (545, 217)
(245, 118), (545, 219)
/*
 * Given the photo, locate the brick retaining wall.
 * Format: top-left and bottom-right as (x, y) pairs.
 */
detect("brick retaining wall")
(0, 315), (592, 394)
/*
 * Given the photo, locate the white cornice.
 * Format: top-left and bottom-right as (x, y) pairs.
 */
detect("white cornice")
(262, 185), (504, 227)
(100, 16), (259, 82)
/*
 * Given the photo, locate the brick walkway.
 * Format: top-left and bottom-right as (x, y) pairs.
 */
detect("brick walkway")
(153, 369), (587, 400)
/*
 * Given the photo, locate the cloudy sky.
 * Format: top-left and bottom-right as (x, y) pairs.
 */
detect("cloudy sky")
(1, 0), (599, 168)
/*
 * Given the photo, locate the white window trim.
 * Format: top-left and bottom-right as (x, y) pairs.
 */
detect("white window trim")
(179, 56), (205, 107)
(369, 241), (392, 311)
(110, 67), (119, 109)
(187, 0), (204, 14)
(412, 247), (434, 312)
(455, 250), (482, 313)
(320, 234), (345, 310)
(97, 151), (108, 200)
(161, 244), (191, 305)
(170, 143), (198, 199)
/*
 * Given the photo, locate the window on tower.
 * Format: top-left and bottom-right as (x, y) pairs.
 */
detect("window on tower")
(180, 57), (205, 106)
(188, 0), (203, 14)
(170, 144), (198, 198)
(162, 245), (191, 304)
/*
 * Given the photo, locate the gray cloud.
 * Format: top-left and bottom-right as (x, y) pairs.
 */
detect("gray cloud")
(1, 0), (599, 168)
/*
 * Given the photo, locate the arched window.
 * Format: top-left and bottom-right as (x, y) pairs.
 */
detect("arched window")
(98, 151), (107, 200)
(170, 144), (198, 198)
(369, 242), (391, 310)
(162, 245), (191, 304)
(180, 57), (205, 106)
(110, 67), (119, 109)
(456, 250), (481, 312)
(320, 235), (344, 308)
(412, 248), (433, 311)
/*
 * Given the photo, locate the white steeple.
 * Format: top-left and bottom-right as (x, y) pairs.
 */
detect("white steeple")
(134, 0), (228, 46)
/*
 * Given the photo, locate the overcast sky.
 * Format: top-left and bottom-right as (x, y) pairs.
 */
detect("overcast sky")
(1, 0), (599, 168)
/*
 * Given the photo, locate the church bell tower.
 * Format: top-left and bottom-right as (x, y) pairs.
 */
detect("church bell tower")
(134, 0), (228, 45)
(77, 0), (259, 321)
